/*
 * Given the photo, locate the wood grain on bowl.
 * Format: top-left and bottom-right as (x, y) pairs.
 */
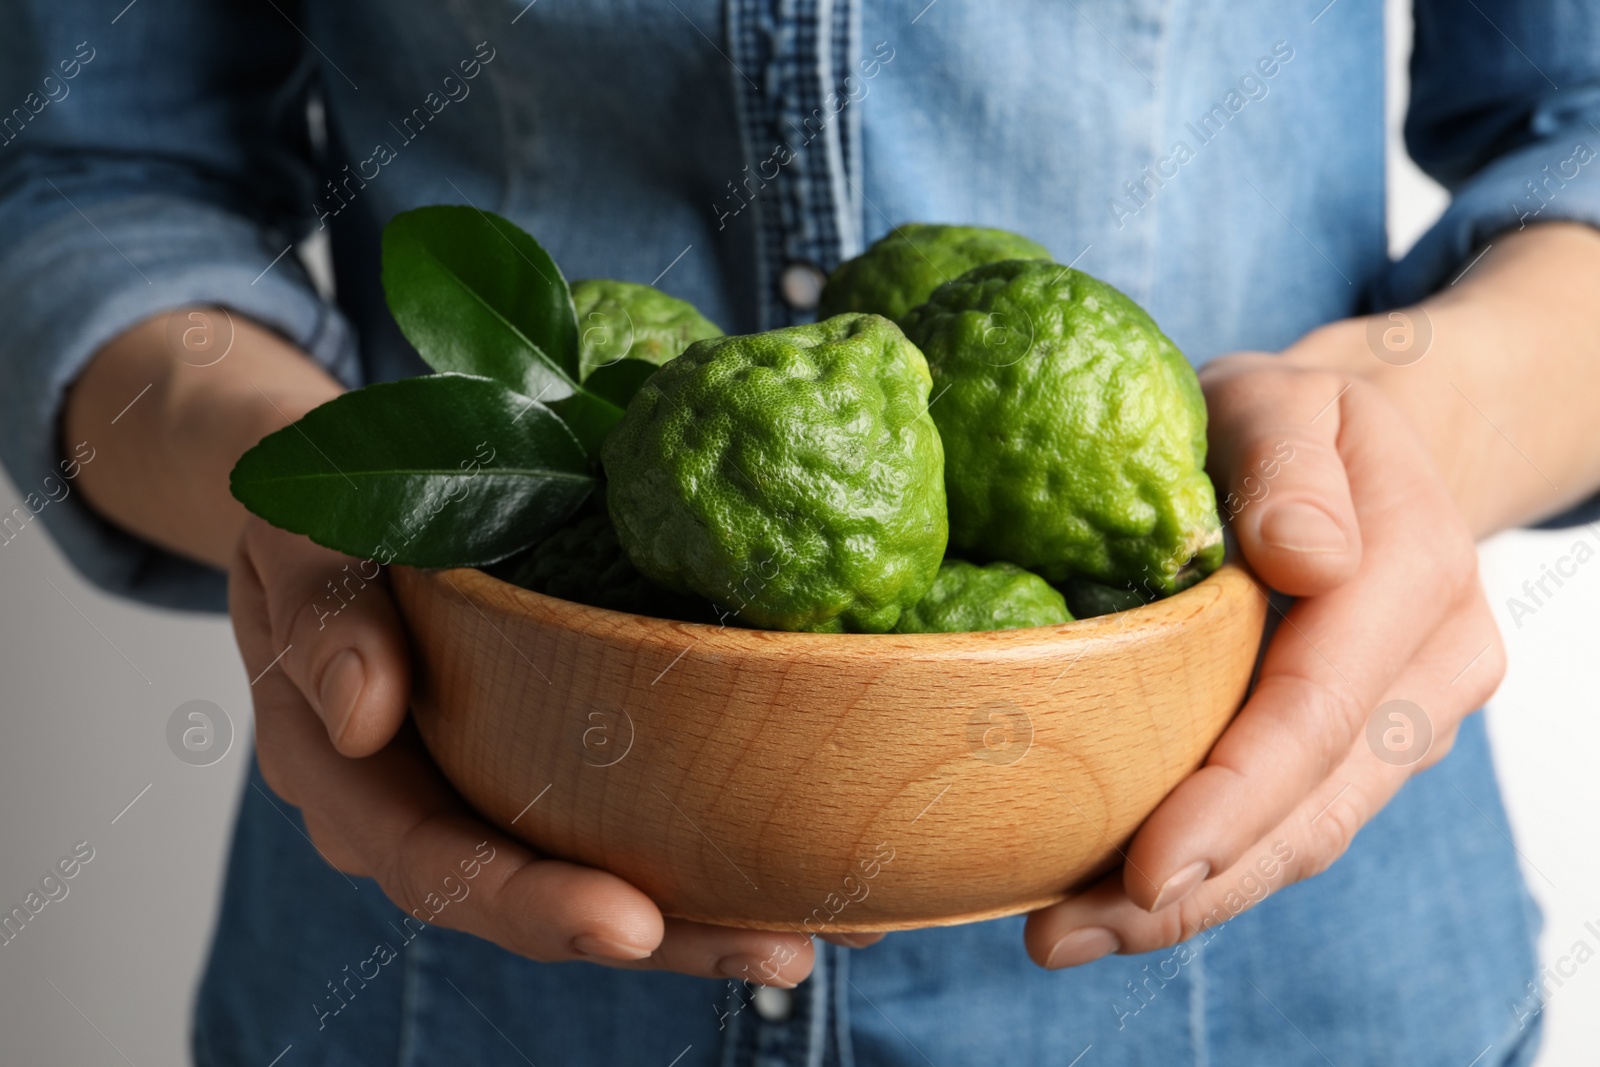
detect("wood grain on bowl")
(390, 562), (1266, 933)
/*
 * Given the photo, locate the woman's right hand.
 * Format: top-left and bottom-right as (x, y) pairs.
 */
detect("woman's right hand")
(70, 309), (870, 983)
(230, 511), (830, 985)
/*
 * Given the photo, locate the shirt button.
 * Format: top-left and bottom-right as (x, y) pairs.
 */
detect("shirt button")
(752, 984), (794, 1022)
(780, 261), (828, 310)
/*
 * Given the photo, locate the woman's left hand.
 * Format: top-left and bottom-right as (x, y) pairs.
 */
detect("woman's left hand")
(1024, 326), (1507, 969)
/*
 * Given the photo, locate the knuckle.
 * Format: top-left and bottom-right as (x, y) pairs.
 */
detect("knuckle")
(1216, 363), (1344, 422)
(473, 851), (530, 924)
(1199, 351), (1277, 389)
(1325, 685), (1372, 745)
(1179, 892), (1252, 943)
(1477, 631), (1509, 696)
(284, 593), (355, 705)
(1233, 434), (1310, 491)
(1418, 722), (1461, 771)
(1297, 367), (1351, 404)
(1170, 843), (1298, 943)
(1338, 373), (1379, 405)
(1453, 617), (1507, 714)
(377, 818), (443, 925)
(1300, 790), (1365, 878)
(1340, 374), (1401, 419)
(286, 592), (332, 659)
(1432, 536), (1480, 600)
(1276, 365), (1354, 427)
(1119, 901), (1194, 955)
(252, 730), (301, 807)
(254, 756), (299, 809)
(303, 813), (365, 877)
(1285, 677), (1367, 776)
(377, 814), (507, 943)
(1225, 672), (1359, 787)
(1148, 899), (1194, 950)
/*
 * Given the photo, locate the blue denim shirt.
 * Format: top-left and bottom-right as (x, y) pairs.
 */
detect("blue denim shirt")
(4, 0), (1598, 611)
(1, 1), (1593, 1063)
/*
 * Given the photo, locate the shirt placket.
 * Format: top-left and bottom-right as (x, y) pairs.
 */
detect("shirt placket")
(718, 941), (847, 1067)
(719, 3), (857, 1062)
(727, 0), (862, 329)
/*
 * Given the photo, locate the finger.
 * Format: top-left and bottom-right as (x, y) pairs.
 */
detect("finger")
(1075, 578), (1499, 942)
(1416, 719), (1463, 773)
(269, 675), (630, 956)
(235, 599), (662, 964)
(613, 919), (816, 988)
(818, 931), (886, 949)
(229, 541), (310, 809)
(1031, 720), (1410, 966)
(1121, 380), (1481, 909)
(1201, 356), (1362, 595)
(391, 814), (815, 983)
(254, 662), (818, 979)
(232, 533), (817, 982)
(388, 807), (814, 981)
(242, 517), (411, 756)
(1043, 731), (1413, 963)
(301, 809), (372, 876)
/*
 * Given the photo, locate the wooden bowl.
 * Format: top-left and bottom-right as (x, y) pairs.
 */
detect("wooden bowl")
(391, 562), (1265, 932)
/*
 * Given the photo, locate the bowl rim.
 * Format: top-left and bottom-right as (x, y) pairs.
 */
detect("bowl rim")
(395, 560), (1260, 664)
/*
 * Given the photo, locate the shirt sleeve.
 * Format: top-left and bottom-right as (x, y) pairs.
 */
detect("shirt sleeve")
(1381, 0), (1600, 528)
(1384, 0), (1600, 298)
(0, 2), (360, 612)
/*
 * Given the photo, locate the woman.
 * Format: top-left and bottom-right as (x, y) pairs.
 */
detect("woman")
(2, 0), (1596, 1062)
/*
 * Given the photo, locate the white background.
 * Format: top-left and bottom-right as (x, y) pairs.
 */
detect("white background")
(0, 1), (1596, 1062)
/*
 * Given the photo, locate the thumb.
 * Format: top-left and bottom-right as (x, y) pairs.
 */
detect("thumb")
(238, 516), (412, 757)
(1201, 356), (1362, 596)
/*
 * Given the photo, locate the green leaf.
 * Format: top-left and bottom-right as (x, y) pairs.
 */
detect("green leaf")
(382, 205), (581, 393)
(552, 358), (655, 454)
(380, 205), (633, 459)
(581, 358), (659, 408)
(230, 374), (593, 567)
(548, 391), (627, 459)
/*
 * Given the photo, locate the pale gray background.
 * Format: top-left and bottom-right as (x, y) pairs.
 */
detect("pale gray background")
(1, 2), (1596, 1062)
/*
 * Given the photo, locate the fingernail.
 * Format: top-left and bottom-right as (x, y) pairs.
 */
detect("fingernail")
(1150, 860), (1211, 912)
(717, 956), (798, 988)
(829, 933), (876, 949)
(1045, 927), (1120, 969)
(317, 649), (365, 743)
(571, 933), (654, 962)
(1259, 502), (1346, 553)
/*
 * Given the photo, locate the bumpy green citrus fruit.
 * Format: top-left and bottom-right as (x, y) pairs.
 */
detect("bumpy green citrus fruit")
(818, 224), (1050, 322)
(900, 260), (1223, 594)
(602, 314), (947, 633)
(1061, 565), (1214, 619)
(897, 560), (1072, 633)
(505, 512), (704, 619)
(1060, 578), (1150, 619)
(571, 279), (723, 380)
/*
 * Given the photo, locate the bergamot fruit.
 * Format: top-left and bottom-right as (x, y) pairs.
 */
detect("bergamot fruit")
(1060, 578), (1150, 619)
(897, 560), (1071, 633)
(818, 224), (1050, 322)
(571, 279), (723, 380)
(602, 314), (947, 633)
(1061, 564), (1215, 619)
(900, 260), (1223, 594)
(505, 511), (704, 620)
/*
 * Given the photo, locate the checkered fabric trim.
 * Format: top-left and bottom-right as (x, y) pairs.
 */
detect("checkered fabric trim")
(726, 0), (860, 327)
